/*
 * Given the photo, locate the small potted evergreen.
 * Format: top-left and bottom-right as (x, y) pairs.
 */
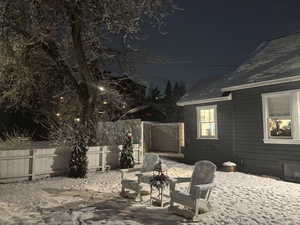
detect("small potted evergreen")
(120, 132), (135, 169)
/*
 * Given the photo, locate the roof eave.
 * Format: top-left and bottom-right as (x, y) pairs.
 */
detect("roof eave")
(177, 94), (232, 106)
(222, 75), (300, 92)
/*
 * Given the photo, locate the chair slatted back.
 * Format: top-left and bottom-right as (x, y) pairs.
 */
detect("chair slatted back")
(189, 160), (216, 198)
(141, 153), (160, 173)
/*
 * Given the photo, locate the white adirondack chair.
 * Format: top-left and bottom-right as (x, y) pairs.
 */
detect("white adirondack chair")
(169, 160), (217, 221)
(121, 153), (160, 201)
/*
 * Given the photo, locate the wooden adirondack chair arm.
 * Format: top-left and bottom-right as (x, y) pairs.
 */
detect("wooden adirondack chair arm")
(120, 166), (142, 179)
(135, 173), (143, 178)
(194, 183), (216, 191)
(169, 177), (191, 191)
(170, 177), (191, 184)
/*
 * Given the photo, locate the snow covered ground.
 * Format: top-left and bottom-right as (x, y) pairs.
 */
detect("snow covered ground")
(0, 158), (300, 225)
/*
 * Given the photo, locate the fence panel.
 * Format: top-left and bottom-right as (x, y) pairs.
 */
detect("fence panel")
(0, 149), (31, 180)
(151, 123), (184, 153)
(35, 147), (69, 176)
(97, 119), (142, 145)
(87, 146), (101, 171)
(0, 144), (142, 183)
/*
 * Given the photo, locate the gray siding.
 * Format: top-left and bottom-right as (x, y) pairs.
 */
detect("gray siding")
(183, 81), (300, 180)
(233, 81), (300, 178)
(184, 101), (234, 166)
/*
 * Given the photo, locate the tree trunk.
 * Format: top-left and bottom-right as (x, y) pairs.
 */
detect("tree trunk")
(64, 1), (99, 126)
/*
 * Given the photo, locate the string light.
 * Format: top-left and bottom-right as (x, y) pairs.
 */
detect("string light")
(56, 113), (60, 117)
(103, 101), (108, 104)
(98, 86), (105, 91)
(74, 118), (80, 122)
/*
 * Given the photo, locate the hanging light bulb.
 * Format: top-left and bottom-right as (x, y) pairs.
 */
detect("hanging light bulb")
(74, 118), (80, 122)
(56, 113), (60, 117)
(98, 86), (105, 91)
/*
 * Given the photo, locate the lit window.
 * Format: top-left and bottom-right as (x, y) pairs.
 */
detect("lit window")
(267, 94), (292, 138)
(196, 105), (218, 139)
(262, 90), (300, 144)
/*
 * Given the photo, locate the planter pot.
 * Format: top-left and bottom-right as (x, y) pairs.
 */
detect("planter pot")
(222, 161), (237, 172)
(223, 165), (236, 172)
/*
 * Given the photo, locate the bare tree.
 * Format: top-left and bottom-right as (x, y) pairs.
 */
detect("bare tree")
(0, 0), (177, 177)
(0, 0), (177, 126)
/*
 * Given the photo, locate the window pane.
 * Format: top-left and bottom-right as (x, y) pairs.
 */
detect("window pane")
(209, 108), (215, 122)
(268, 95), (291, 117)
(200, 110), (205, 121)
(200, 109), (210, 122)
(200, 108), (215, 122)
(201, 122), (216, 137)
(268, 118), (292, 138)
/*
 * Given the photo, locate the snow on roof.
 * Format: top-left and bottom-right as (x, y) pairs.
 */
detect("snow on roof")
(178, 74), (228, 103)
(178, 33), (300, 104)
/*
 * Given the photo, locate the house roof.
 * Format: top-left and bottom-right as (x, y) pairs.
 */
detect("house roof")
(178, 33), (300, 105)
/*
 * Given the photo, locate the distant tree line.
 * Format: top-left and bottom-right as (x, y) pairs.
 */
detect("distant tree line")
(147, 80), (186, 122)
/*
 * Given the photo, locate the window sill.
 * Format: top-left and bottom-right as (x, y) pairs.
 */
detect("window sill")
(197, 137), (219, 140)
(263, 139), (300, 145)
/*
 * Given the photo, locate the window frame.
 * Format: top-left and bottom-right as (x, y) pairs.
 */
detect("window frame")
(262, 89), (300, 144)
(196, 105), (218, 140)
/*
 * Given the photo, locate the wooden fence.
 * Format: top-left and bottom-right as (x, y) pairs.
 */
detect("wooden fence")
(97, 119), (184, 153)
(97, 119), (142, 145)
(144, 122), (184, 153)
(0, 144), (142, 183)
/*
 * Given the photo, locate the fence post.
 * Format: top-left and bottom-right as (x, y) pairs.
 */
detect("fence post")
(102, 146), (107, 172)
(140, 144), (143, 164)
(31, 149), (37, 180)
(140, 121), (144, 163)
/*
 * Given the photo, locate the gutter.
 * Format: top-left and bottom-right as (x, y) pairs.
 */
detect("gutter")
(177, 93), (232, 106)
(222, 75), (300, 92)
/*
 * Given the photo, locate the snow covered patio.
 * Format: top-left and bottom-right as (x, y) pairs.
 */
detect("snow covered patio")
(0, 158), (300, 225)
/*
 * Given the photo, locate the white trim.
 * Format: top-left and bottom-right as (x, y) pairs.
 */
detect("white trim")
(197, 137), (219, 140)
(261, 94), (268, 142)
(263, 139), (300, 145)
(196, 105), (218, 140)
(222, 75), (300, 92)
(261, 89), (300, 145)
(261, 89), (300, 97)
(177, 94), (232, 106)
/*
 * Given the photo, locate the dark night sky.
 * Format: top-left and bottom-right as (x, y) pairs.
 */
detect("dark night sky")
(140, 0), (300, 88)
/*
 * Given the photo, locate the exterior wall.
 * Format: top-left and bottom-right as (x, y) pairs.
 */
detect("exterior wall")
(183, 101), (234, 166)
(233, 81), (300, 179)
(183, 81), (300, 181)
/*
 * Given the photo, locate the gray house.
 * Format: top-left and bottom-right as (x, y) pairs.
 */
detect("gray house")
(178, 33), (300, 182)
